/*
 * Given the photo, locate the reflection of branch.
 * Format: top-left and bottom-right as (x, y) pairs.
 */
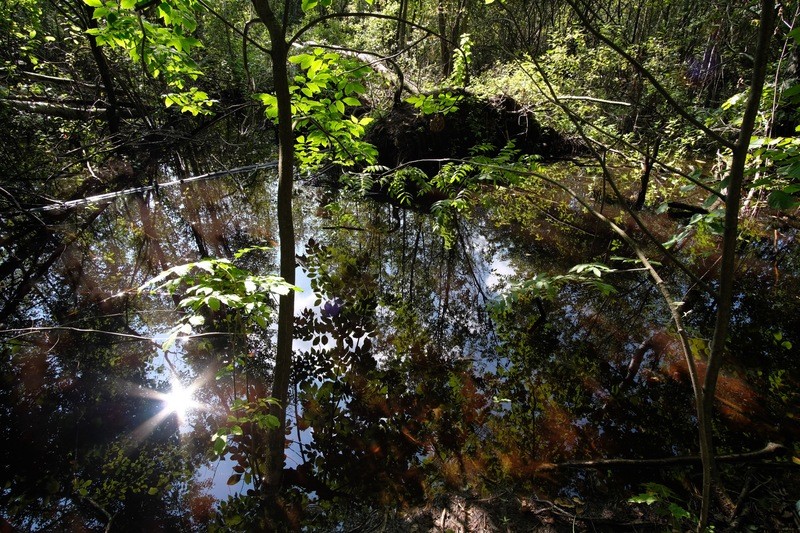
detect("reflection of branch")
(455, 219), (489, 305)
(29, 161), (278, 212)
(0, 326), (238, 343)
(536, 442), (789, 471)
(81, 495), (116, 533)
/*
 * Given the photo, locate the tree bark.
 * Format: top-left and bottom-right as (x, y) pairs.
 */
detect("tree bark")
(437, 0), (451, 76)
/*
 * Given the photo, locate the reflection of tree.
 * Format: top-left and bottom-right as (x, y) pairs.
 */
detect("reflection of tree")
(0, 137), (283, 530)
(283, 188), (800, 527)
(0, 317), (209, 530)
(283, 199), (500, 525)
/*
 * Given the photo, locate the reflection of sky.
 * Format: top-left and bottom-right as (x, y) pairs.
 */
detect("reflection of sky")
(469, 233), (517, 293)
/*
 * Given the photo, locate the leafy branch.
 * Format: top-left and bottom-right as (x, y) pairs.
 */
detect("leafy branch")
(138, 248), (299, 350)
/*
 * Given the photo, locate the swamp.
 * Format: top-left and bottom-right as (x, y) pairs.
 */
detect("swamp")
(1, 0), (799, 531)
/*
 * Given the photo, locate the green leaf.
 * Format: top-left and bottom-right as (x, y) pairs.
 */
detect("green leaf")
(782, 83), (800, 100)
(161, 328), (180, 351)
(212, 435), (227, 455)
(121, 0), (137, 9)
(264, 414), (280, 429)
(768, 190), (800, 210)
(666, 503), (691, 520)
(226, 474), (241, 486)
(629, 493), (658, 505)
(84, 0), (104, 6)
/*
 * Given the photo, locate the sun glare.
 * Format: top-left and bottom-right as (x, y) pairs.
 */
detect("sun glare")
(162, 379), (197, 420)
(129, 372), (210, 442)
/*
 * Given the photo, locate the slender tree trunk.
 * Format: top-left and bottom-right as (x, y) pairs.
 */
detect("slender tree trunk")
(699, 1), (775, 528)
(84, 4), (120, 134)
(250, 0), (296, 498)
(395, 0), (408, 51)
(438, 0), (451, 76)
(634, 136), (660, 210)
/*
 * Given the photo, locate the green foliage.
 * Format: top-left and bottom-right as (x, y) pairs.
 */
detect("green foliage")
(629, 483), (697, 530)
(211, 397), (281, 459)
(138, 248), (299, 350)
(164, 86), (212, 116)
(256, 48), (377, 170)
(405, 91), (462, 116)
(427, 143), (537, 247)
(302, 0), (371, 13)
(749, 133), (800, 210)
(493, 262), (617, 311)
(73, 439), (190, 509)
(346, 141), (536, 248)
(85, 0), (213, 114)
(662, 209), (725, 253)
(450, 33), (472, 87)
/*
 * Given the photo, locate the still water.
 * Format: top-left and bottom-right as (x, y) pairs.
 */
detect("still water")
(1, 141), (798, 530)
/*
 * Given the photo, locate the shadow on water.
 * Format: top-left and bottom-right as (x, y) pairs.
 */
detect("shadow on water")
(1, 130), (799, 531)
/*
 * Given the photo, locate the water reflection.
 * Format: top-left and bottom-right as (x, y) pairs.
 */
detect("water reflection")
(1, 141), (798, 529)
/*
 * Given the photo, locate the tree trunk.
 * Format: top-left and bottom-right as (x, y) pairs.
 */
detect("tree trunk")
(395, 0), (408, 52)
(250, 0), (296, 499)
(438, 0), (452, 76)
(634, 136), (660, 210)
(698, 0), (775, 529)
(84, 3), (121, 134)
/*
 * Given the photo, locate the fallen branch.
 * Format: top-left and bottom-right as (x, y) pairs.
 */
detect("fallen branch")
(1, 98), (139, 120)
(26, 161), (278, 212)
(556, 95), (631, 106)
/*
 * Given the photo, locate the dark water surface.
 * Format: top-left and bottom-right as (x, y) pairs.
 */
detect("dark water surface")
(2, 140), (799, 530)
